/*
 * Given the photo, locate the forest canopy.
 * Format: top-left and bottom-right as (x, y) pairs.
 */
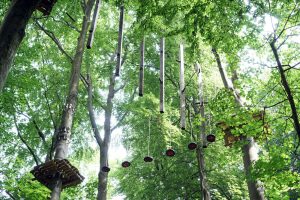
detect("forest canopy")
(0, 0), (300, 199)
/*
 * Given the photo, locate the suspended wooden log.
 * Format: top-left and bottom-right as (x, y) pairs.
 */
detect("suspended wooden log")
(179, 44), (186, 129)
(194, 63), (207, 148)
(160, 38), (165, 113)
(86, 0), (101, 49)
(115, 5), (124, 76)
(138, 37), (145, 96)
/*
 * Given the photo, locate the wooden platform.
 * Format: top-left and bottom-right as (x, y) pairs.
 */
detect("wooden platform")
(216, 111), (264, 147)
(31, 159), (84, 190)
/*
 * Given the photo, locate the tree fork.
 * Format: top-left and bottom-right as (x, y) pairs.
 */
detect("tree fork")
(0, 0), (41, 91)
(270, 41), (300, 141)
(50, 0), (96, 199)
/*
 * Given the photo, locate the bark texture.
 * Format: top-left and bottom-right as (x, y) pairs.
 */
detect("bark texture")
(0, 0), (40, 91)
(50, 1), (95, 199)
(212, 48), (265, 200)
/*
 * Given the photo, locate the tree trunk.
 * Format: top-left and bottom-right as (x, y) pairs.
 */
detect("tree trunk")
(193, 63), (211, 200)
(97, 74), (116, 200)
(50, 1), (95, 199)
(212, 48), (265, 200)
(270, 41), (300, 141)
(0, 0), (40, 91)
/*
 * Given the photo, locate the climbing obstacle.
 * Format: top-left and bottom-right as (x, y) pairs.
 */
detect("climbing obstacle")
(31, 159), (84, 190)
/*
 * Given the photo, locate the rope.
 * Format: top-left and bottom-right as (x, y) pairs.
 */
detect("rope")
(147, 117), (151, 155)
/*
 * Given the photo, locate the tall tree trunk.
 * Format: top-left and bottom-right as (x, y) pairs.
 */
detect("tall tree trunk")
(270, 41), (300, 141)
(50, 1), (95, 199)
(193, 63), (211, 200)
(97, 74), (116, 200)
(212, 48), (265, 200)
(0, 0), (40, 91)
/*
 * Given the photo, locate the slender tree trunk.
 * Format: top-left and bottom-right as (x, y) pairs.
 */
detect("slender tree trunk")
(97, 74), (116, 200)
(0, 0), (40, 91)
(50, 1), (95, 199)
(193, 63), (211, 200)
(270, 41), (300, 141)
(212, 48), (265, 200)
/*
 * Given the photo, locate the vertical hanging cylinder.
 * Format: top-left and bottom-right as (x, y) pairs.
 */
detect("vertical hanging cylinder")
(160, 38), (165, 113)
(86, 0), (101, 49)
(139, 37), (145, 96)
(195, 62), (207, 147)
(179, 44), (186, 129)
(115, 5), (124, 76)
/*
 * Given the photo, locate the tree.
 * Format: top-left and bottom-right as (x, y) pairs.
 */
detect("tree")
(0, 0), (46, 91)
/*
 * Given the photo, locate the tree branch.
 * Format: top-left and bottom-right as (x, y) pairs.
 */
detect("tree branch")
(34, 20), (73, 62)
(13, 115), (40, 166)
(87, 75), (103, 146)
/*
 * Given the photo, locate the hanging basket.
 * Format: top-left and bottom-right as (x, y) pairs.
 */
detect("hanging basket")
(121, 161), (131, 168)
(206, 134), (216, 142)
(101, 166), (110, 173)
(188, 142), (197, 150)
(166, 149), (175, 157)
(144, 156), (153, 162)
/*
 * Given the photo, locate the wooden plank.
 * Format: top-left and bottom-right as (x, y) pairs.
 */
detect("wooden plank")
(179, 44), (185, 129)
(160, 38), (165, 113)
(115, 5), (124, 76)
(139, 37), (145, 96)
(87, 0), (101, 49)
